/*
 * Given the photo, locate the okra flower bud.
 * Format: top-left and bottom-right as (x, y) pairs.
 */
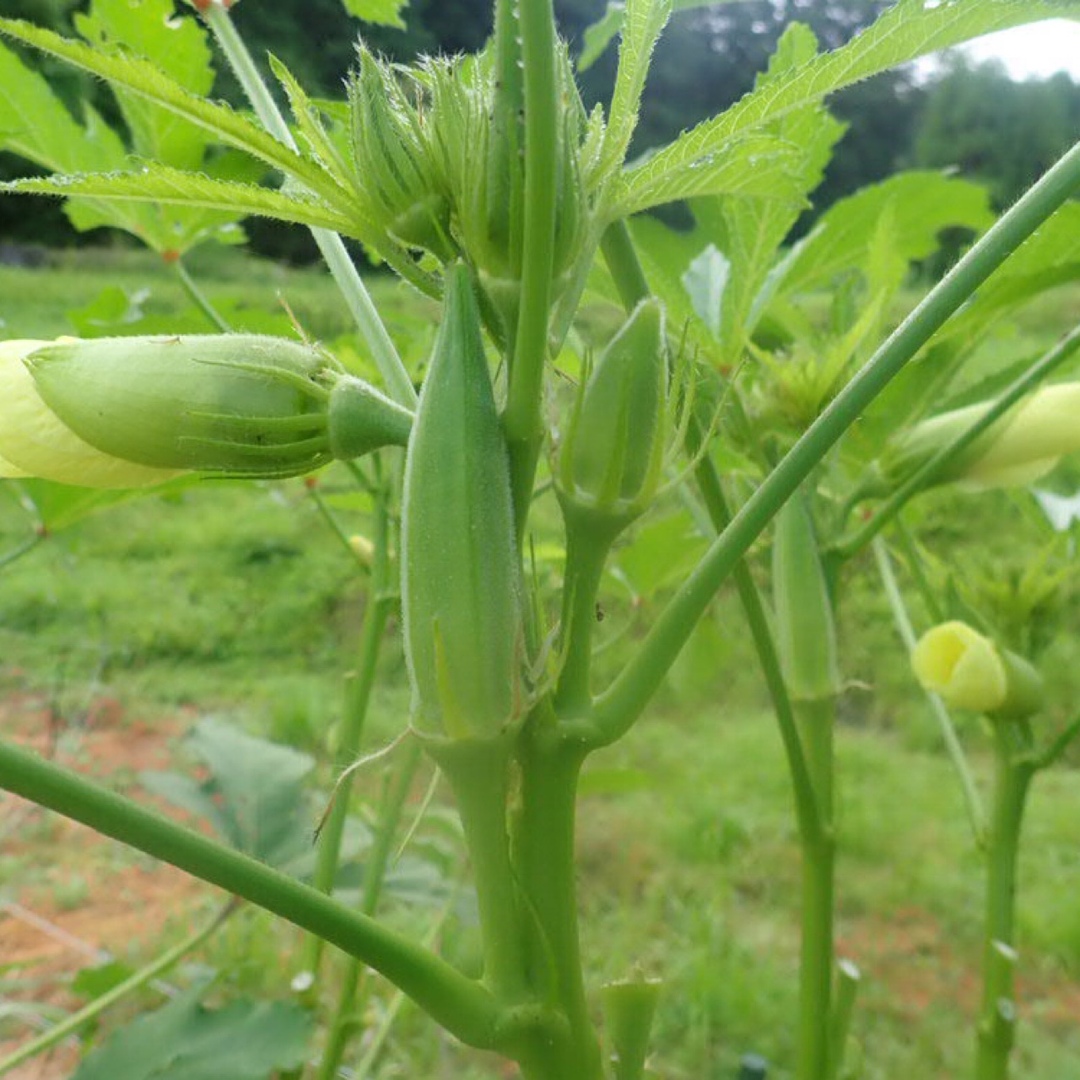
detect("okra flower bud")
(557, 299), (667, 520)
(911, 621), (1044, 720)
(400, 264), (522, 737)
(0, 335), (412, 488)
(875, 383), (1080, 495)
(349, 48), (454, 261)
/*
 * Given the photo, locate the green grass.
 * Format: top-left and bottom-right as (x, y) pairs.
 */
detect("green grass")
(3, 252), (1080, 1078)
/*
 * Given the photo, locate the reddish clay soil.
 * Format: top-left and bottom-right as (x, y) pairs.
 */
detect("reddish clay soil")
(1, 691), (212, 1080)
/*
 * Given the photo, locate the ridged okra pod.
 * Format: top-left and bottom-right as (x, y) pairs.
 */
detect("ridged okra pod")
(400, 264), (522, 737)
(772, 491), (840, 704)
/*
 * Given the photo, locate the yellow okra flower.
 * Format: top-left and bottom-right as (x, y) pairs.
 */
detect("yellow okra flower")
(911, 621), (1044, 720)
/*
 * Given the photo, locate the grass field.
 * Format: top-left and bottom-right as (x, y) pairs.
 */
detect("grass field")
(2, 249), (1080, 1079)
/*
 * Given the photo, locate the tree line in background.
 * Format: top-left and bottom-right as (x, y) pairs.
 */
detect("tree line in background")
(3, 0), (1079, 262)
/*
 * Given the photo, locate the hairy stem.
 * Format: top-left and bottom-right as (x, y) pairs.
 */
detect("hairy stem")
(301, 486), (393, 981)
(0, 740), (498, 1048)
(173, 257), (231, 332)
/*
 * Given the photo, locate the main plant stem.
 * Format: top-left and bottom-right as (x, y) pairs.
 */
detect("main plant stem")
(504, 0), (559, 538)
(795, 697), (836, 1080)
(974, 731), (1032, 1080)
(514, 726), (604, 1080)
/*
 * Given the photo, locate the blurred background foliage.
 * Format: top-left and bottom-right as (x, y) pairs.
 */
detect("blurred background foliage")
(2, 0), (1079, 262)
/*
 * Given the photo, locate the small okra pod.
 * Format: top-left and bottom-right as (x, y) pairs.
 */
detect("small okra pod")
(772, 491), (840, 703)
(400, 264), (522, 738)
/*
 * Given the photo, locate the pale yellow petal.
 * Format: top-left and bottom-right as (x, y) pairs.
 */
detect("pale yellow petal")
(911, 621), (1007, 713)
(0, 340), (182, 489)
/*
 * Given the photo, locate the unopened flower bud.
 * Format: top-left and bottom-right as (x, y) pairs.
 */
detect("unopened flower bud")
(876, 383), (1080, 496)
(349, 48), (453, 261)
(911, 621), (1044, 720)
(558, 299), (667, 520)
(1, 335), (412, 488)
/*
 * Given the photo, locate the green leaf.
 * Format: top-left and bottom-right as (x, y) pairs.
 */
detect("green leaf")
(0, 8), (253, 255)
(269, 55), (354, 191)
(72, 961), (136, 1001)
(687, 24), (845, 362)
(579, 3), (625, 72)
(774, 171), (994, 298)
(71, 985), (313, 1080)
(0, 40), (155, 240)
(74, 0), (215, 171)
(613, 510), (708, 598)
(612, 134), (805, 218)
(872, 201), (1080, 432)
(616, 0), (1080, 215)
(0, 40), (124, 173)
(140, 717), (316, 869)
(340, 0), (408, 29)
(0, 166), (366, 239)
(600, 0), (671, 177)
(66, 284), (296, 338)
(0, 19), (341, 205)
(681, 244), (729, 340)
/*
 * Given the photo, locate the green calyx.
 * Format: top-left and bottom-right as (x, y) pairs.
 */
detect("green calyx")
(558, 298), (668, 521)
(400, 264), (523, 738)
(348, 47), (455, 261)
(27, 335), (411, 479)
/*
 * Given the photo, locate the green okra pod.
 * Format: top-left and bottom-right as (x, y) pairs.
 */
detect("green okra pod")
(400, 264), (522, 737)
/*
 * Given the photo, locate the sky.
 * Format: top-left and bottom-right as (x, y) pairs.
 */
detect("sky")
(951, 18), (1080, 81)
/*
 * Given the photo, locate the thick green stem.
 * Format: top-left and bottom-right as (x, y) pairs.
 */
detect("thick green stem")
(504, 0), (559, 539)
(513, 727), (604, 1080)
(316, 740), (423, 1080)
(975, 732), (1032, 1080)
(794, 697), (836, 1080)
(600, 222), (652, 310)
(0, 739), (498, 1048)
(592, 137), (1080, 743)
(433, 736), (528, 1003)
(554, 512), (619, 717)
(0, 901), (234, 1077)
(201, 4), (415, 408)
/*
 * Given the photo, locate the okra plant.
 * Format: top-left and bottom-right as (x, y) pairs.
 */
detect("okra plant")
(2, 0), (1080, 1078)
